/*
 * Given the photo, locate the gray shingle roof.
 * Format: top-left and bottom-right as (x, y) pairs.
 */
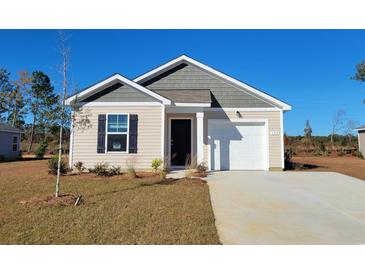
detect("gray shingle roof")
(0, 123), (23, 133)
(153, 89), (212, 104)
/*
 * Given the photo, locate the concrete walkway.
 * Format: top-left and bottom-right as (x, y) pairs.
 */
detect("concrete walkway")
(208, 171), (365, 244)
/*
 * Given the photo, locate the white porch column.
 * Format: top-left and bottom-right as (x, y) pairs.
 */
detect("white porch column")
(196, 112), (204, 164)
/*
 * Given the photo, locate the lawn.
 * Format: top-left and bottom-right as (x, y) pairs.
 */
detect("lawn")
(291, 155), (365, 181)
(0, 159), (220, 244)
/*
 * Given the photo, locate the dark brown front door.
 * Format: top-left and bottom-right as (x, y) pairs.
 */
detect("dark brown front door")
(170, 119), (191, 166)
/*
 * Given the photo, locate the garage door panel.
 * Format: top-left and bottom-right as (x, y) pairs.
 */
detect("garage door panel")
(208, 120), (267, 170)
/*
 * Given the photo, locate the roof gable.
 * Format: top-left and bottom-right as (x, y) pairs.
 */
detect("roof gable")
(65, 74), (171, 105)
(134, 55), (291, 111)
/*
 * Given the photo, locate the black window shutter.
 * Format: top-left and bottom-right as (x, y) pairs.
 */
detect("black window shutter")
(97, 114), (106, 153)
(129, 114), (138, 153)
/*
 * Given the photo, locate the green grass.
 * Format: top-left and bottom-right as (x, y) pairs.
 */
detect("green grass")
(0, 159), (219, 244)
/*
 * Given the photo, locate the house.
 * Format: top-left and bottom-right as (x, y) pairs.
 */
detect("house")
(354, 124), (365, 156)
(65, 55), (291, 171)
(0, 124), (22, 161)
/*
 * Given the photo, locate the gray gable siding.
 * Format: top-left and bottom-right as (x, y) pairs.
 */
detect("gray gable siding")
(143, 63), (274, 108)
(82, 83), (156, 103)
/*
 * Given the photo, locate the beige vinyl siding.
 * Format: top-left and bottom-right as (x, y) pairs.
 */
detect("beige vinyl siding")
(72, 106), (162, 169)
(358, 130), (365, 156)
(203, 110), (282, 169)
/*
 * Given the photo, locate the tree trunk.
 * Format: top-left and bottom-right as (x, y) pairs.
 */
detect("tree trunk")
(28, 115), (35, 152)
(56, 34), (68, 197)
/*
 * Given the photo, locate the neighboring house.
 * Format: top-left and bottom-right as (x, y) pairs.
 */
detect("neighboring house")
(0, 124), (22, 161)
(65, 55), (291, 171)
(354, 124), (365, 156)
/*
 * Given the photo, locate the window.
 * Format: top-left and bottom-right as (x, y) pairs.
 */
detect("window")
(106, 114), (128, 152)
(12, 135), (18, 152)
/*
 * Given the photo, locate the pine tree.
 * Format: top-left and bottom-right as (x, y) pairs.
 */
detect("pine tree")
(27, 71), (59, 152)
(304, 120), (312, 139)
(0, 68), (14, 123)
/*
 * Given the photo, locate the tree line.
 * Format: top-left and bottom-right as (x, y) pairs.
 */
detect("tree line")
(0, 69), (67, 152)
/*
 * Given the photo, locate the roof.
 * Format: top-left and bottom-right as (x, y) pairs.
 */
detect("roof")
(0, 124), (23, 133)
(354, 124), (365, 131)
(134, 55), (292, 111)
(153, 89), (211, 105)
(64, 73), (171, 105)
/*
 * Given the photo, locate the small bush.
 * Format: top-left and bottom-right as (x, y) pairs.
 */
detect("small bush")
(109, 166), (121, 176)
(35, 140), (48, 158)
(48, 156), (68, 175)
(90, 162), (110, 176)
(284, 147), (294, 170)
(127, 167), (137, 179)
(159, 169), (167, 180)
(196, 162), (208, 173)
(355, 151), (364, 160)
(0, 155), (5, 162)
(74, 161), (85, 174)
(151, 158), (162, 173)
(312, 147), (322, 156)
(125, 157), (137, 179)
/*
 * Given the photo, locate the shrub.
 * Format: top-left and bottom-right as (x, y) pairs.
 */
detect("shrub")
(0, 155), (5, 162)
(127, 167), (137, 179)
(90, 162), (110, 176)
(151, 158), (162, 173)
(196, 162), (208, 173)
(48, 156), (68, 175)
(355, 151), (364, 160)
(284, 147), (294, 170)
(74, 161), (85, 174)
(35, 140), (48, 158)
(324, 149), (332, 156)
(318, 141), (326, 152)
(109, 166), (121, 176)
(312, 147), (322, 156)
(159, 169), (167, 180)
(126, 158), (137, 179)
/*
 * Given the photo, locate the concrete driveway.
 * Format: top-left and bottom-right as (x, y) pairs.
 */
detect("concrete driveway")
(208, 171), (365, 244)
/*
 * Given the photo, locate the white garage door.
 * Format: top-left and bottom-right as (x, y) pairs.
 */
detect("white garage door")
(208, 120), (268, 170)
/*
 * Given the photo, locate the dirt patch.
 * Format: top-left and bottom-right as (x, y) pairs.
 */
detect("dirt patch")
(20, 194), (81, 208)
(290, 156), (365, 181)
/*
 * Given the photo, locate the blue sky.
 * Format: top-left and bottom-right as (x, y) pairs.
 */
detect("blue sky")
(0, 30), (364, 135)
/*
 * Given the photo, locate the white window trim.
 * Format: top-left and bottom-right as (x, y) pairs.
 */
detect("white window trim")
(105, 113), (129, 154)
(12, 135), (18, 152)
(168, 117), (194, 168)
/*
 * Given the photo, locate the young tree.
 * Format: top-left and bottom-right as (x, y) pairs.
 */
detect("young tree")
(343, 119), (357, 146)
(27, 71), (59, 152)
(55, 31), (70, 197)
(304, 120), (312, 139)
(331, 110), (346, 146)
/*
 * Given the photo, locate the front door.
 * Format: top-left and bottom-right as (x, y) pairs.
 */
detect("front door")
(170, 119), (191, 166)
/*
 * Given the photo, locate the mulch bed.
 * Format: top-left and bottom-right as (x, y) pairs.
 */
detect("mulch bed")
(174, 178), (208, 185)
(20, 194), (82, 208)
